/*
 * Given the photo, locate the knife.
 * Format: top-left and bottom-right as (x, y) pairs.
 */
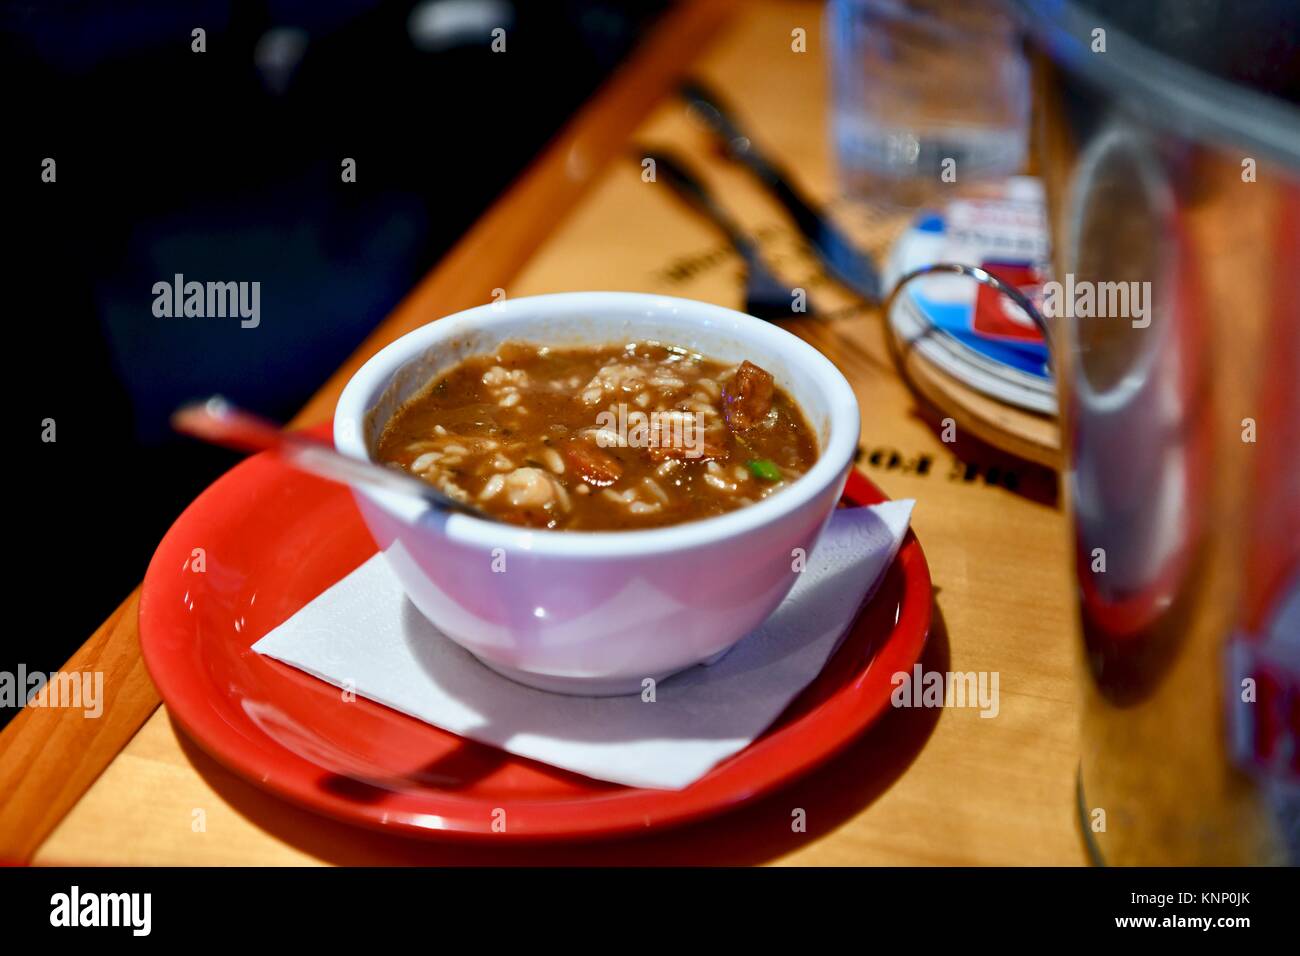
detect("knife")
(680, 80), (882, 304)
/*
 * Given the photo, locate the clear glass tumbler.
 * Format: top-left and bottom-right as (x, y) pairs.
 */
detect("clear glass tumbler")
(828, 0), (1030, 204)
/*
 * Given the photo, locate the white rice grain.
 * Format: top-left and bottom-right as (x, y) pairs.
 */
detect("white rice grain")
(641, 477), (670, 505)
(541, 447), (565, 474)
(479, 474), (506, 500)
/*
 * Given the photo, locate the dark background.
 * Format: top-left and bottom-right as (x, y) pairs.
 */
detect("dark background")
(3, 0), (668, 728)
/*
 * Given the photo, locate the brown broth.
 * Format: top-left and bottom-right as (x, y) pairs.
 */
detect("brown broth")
(375, 340), (819, 530)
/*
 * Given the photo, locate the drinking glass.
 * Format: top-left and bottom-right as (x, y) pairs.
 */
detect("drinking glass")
(828, 0), (1030, 204)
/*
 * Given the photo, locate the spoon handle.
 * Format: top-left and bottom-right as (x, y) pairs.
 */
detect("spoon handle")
(172, 396), (491, 519)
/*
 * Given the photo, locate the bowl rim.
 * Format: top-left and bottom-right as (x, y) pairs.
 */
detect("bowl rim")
(333, 291), (860, 557)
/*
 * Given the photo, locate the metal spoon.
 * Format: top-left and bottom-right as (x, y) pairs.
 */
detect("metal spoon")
(172, 396), (498, 521)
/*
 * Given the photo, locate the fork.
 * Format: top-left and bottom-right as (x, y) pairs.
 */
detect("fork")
(642, 149), (816, 321)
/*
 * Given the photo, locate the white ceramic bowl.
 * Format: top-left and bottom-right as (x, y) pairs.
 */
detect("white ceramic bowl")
(334, 292), (860, 695)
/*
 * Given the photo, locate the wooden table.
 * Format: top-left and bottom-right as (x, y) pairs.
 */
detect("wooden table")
(0, 0), (1088, 866)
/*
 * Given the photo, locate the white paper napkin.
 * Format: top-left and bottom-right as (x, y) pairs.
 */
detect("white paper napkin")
(252, 499), (913, 790)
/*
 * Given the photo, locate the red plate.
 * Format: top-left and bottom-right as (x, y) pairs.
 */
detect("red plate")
(139, 424), (931, 842)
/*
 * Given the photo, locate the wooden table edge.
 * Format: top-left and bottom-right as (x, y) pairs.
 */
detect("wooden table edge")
(0, 0), (738, 865)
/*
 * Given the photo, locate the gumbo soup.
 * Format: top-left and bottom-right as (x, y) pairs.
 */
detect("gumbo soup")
(375, 341), (820, 530)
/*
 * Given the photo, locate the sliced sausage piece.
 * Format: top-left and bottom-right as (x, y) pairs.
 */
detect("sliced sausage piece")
(563, 439), (623, 487)
(722, 360), (775, 430)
